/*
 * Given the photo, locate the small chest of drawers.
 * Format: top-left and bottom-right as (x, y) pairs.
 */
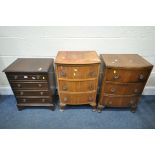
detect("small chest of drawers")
(3, 58), (55, 110)
(98, 54), (153, 112)
(55, 51), (101, 111)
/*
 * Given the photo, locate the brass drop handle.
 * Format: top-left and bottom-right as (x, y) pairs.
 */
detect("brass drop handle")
(60, 71), (66, 77)
(89, 84), (94, 90)
(17, 84), (21, 88)
(139, 74), (144, 80)
(88, 96), (93, 102)
(40, 92), (44, 95)
(64, 97), (68, 102)
(38, 84), (42, 87)
(89, 71), (96, 77)
(20, 91), (24, 95)
(111, 87), (116, 93)
(113, 70), (119, 79)
(62, 85), (67, 90)
(14, 75), (18, 79)
(23, 98), (26, 103)
(108, 101), (112, 105)
(42, 98), (45, 102)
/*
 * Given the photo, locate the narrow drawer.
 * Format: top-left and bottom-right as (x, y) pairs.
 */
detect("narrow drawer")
(103, 82), (145, 95)
(101, 94), (140, 107)
(11, 82), (48, 90)
(106, 68), (151, 83)
(7, 73), (48, 81)
(60, 92), (96, 105)
(57, 64), (99, 79)
(59, 80), (97, 92)
(14, 90), (50, 96)
(17, 97), (52, 103)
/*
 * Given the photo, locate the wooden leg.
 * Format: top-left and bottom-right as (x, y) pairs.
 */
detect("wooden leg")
(60, 103), (66, 112)
(130, 105), (137, 113)
(97, 104), (105, 113)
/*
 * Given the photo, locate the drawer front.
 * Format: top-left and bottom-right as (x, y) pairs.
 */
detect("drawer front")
(106, 68), (151, 83)
(17, 97), (52, 103)
(101, 95), (140, 107)
(7, 73), (47, 81)
(11, 82), (48, 90)
(59, 80), (97, 92)
(104, 82), (145, 95)
(14, 90), (50, 96)
(57, 64), (99, 79)
(60, 92), (96, 105)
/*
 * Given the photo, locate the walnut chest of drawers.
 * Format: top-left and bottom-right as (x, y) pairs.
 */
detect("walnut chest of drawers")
(3, 58), (55, 110)
(55, 51), (101, 111)
(98, 54), (153, 112)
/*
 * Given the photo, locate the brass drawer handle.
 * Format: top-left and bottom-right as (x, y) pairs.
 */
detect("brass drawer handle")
(17, 84), (21, 88)
(22, 98), (26, 103)
(42, 98), (45, 102)
(89, 72), (96, 77)
(38, 84), (42, 87)
(64, 97), (68, 102)
(134, 88), (138, 93)
(14, 75), (18, 79)
(139, 74), (144, 80)
(113, 70), (119, 79)
(62, 85), (67, 91)
(40, 92), (44, 95)
(20, 91), (24, 95)
(60, 71), (66, 77)
(111, 87), (116, 93)
(88, 96), (93, 102)
(89, 84), (94, 90)
(108, 101), (112, 105)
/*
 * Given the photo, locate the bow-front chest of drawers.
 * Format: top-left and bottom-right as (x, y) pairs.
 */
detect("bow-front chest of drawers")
(3, 58), (55, 110)
(98, 54), (153, 112)
(55, 51), (101, 111)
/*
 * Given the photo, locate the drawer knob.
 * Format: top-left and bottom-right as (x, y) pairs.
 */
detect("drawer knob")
(17, 84), (21, 88)
(88, 96), (93, 102)
(64, 97), (68, 102)
(139, 74), (144, 80)
(14, 75), (18, 79)
(40, 92), (44, 95)
(23, 99), (26, 103)
(111, 87), (116, 93)
(42, 98), (45, 102)
(38, 84), (42, 87)
(60, 71), (66, 77)
(62, 85), (67, 91)
(20, 91), (24, 95)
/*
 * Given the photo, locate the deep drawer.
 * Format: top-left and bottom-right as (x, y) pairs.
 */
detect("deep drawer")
(101, 94), (140, 107)
(60, 92), (96, 105)
(103, 81), (145, 95)
(106, 68), (151, 83)
(11, 82), (48, 90)
(59, 80), (97, 92)
(57, 64), (99, 79)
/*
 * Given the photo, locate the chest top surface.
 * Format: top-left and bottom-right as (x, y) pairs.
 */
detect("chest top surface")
(3, 58), (54, 73)
(100, 54), (153, 69)
(55, 51), (101, 64)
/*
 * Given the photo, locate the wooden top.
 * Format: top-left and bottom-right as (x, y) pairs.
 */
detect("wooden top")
(55, 51), (101, 64)
(100, 54), (153, 69)
(3, 58), (54, 73)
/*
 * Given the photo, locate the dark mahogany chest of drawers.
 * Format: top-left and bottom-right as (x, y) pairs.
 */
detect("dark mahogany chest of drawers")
(55, 51), (101, 111)
(3, 58), (55, 110)
(98, 54), (153, 112)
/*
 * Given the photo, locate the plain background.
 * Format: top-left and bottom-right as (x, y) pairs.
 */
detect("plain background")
(0, 26), (155, 95)
(0, 0), (155, 155)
